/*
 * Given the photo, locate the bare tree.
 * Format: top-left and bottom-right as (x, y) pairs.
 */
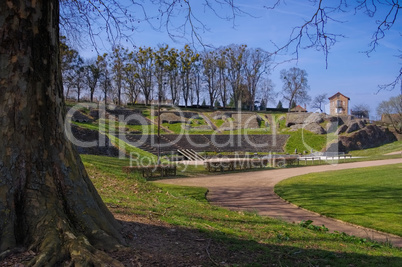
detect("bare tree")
(124, 52), (141, 104)
(244, 48), (271, 111)
(352, 104), (371, 119)
(134, 46), (154, 105)
(84, 58), (101, 103)
(110, 45), (129, 105)
(202, 50), (219, 108)
(280, 67), (311, 111)
(60, 37), (81, 100)
(311, 93), (328, 113)
(97, 53), (112, 104)
(217, 48), (229, 108)
(377, 95), (402, 133)
(179, 44), (199, 107)
(153, 45), (169, 103)
(226, 44), (247, 109)
(192, 60), (203, 107)
(258, 78), (276, 110)
(166, 47), (181, 105)
(72, 60), (86, 102)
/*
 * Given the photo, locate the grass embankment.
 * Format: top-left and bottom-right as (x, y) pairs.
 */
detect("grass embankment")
(82, 154), (402, 266)
(350, 141), (402, 156)
(284, 129), (329, 154)
(73, 119), (164, 135)
(275, 164), (402, 236)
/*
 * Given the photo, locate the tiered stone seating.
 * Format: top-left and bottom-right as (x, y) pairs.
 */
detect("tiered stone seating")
(245, 135), (284, 152)
(70, 125), (120, 156)
(107, 108), (149, 125)
(158, 135), (182, 153)
(206, 134), (289, 153)
(161, 135), (210, 152)
(209, 135), (238, 152)
(69, 109), (93, 123)
(184, 135), (217, 151)
(123, 134), (289, 155)
(161, 135), (188, 150)
(124, 134), (156, 154)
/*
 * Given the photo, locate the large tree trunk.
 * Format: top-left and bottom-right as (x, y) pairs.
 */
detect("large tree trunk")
(0, 1), (124, 265)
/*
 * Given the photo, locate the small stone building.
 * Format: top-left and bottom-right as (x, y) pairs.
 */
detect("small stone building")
(328, 92), (350, 115)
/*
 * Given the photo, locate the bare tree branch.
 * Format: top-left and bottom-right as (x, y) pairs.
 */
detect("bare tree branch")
(267, 0), (346, 68)
(377, 66), (402, 94)
(265, 0), (401, 91)
(357, 0), (401, 55)
(60, 0), (252, 51)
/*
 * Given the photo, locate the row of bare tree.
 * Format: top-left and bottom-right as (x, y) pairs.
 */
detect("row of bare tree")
(61, 41), (284, 110)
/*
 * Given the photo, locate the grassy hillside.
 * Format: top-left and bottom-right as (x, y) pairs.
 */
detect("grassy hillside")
(350, 140), (402, 156)
(284, 129), (329, 154)
(81, 154), (402, 266)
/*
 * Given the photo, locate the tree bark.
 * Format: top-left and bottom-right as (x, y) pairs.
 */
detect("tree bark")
(0, 1), (124, 265)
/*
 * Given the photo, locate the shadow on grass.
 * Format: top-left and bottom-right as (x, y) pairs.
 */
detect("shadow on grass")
(116, 217), (402, 266)
(275, 182), (402, 237)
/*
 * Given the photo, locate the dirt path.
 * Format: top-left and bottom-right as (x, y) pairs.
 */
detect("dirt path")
(158, 158), (402, 247)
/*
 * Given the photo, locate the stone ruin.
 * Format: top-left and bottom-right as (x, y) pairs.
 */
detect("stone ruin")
(286, 112), (397, 152)
(211, 111), (262, 131)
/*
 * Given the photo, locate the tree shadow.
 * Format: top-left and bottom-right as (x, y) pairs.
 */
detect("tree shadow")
(114, 217), (402, 266)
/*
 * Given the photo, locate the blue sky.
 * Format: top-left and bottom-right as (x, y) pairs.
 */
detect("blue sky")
(80, 0), (401, 118)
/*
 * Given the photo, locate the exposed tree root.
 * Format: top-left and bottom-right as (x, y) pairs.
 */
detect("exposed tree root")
(0, 247), (26, 262)
(26, 231), (124, 266)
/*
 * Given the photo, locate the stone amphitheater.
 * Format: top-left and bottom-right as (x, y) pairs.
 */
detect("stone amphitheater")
(67, 106), (397, 158)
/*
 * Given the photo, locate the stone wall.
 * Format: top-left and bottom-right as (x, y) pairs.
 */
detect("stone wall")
(69, 125), (121, 157)
(325, 124), (397, 152)
(286, 113), (358, 135)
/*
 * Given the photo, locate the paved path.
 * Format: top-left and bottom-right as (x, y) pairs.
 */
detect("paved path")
(157, 159), (402, 247)
(385, 150), (402, 156)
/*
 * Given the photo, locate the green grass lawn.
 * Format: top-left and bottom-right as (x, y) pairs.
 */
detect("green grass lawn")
(80, 154), (402, 266)
(74, 119), (167, 135)
(275, 164), (402, 236)
(284, 129), (329, 154)
(106, 133), (158, 162)
(350, 140), (402, 156)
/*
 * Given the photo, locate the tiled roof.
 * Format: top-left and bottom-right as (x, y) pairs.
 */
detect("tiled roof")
(328, 92), (350, 100)
(290, 105), (307, 112)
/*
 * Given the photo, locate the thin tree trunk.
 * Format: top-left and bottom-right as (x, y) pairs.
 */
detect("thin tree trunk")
(0, 1), (124, 265)
(104, 85), (108, 104)
(77, 85), (81, 102)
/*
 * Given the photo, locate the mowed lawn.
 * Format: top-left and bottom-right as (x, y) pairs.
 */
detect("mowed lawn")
(81, 155), (402, 265)
(275, 164), (402, 236)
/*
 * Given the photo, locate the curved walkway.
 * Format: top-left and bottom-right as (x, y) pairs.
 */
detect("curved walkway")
(158, 158), (402, 247)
